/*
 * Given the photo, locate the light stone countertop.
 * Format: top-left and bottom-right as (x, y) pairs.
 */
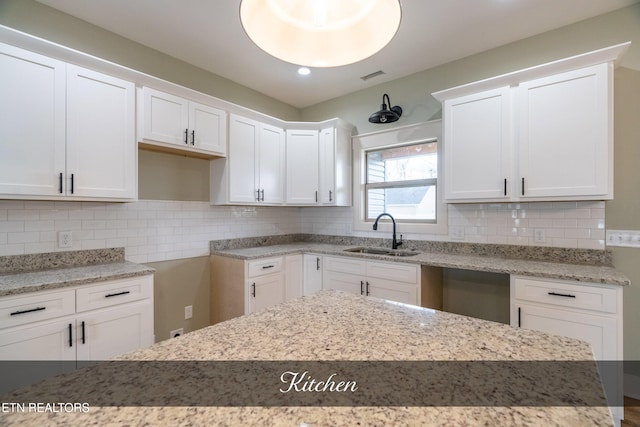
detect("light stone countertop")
(211, 242), (630, 286)
(0, 262), (155, 297)
(0, 291), (612, 426)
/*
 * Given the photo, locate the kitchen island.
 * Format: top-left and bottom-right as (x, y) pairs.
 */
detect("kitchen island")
(0, 290), (612, 426)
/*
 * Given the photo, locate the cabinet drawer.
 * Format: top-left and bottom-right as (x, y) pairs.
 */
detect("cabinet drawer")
(323, 256), (366, 276)
(366, 261), (419, 284)
(247, 257), (283, 278)
(512, 276), (617, 314)
(0, 289), (75, 329)
(76, 275), (153, 313)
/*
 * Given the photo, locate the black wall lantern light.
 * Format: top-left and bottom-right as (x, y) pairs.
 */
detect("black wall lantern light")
(368, 93), (402, 123)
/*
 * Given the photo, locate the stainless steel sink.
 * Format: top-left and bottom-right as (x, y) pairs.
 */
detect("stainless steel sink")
(343, 247), (419, 257)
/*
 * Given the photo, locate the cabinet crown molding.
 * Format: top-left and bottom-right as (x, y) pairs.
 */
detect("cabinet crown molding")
(432, 41), (630, 102)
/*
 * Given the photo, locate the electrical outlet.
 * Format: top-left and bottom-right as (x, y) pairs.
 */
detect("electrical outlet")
(58, 231), (73, 248)
(533, 229), (546, 243)
(169, 328), (183, 338)
(185, 305), (193, 320)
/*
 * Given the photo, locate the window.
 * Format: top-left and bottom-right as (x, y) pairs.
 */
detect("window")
(365, 142), (437, 222)
(352, 120), (446, 235)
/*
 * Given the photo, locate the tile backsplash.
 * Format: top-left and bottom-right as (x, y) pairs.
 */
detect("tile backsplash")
(0, 199), (605, 263)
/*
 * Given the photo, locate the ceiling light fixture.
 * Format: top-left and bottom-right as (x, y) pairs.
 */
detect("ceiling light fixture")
(240, 0), (402, 68)
(368, 93), (402, 123)
(297, 67), (311, 76)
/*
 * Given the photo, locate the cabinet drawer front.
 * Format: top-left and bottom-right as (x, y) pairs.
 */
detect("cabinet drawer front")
(0, 289), (75, 329)
(366, 262), (419, 284)
(247, 257), (283, 278)
(512, 277), (617, 313)
(323, 256), (366, 276)
(76, 276), (153, 313)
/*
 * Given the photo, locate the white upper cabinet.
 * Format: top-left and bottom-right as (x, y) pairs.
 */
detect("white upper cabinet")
(66, 65), (136, 199)
(285, 129), (319, 204)
(518, 64), (611, 199)
(319, 125), (352, 206)
(211, 114), (284, 204)
(0, 42), (136, 201)
(434, 42), (628, 203)
(140, 87), (226, 157)
(443, 87), (511, 201)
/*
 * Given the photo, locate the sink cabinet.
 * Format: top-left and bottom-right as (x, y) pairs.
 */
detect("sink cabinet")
(0, 275), (154, 392)
(322, 255), (442, 309)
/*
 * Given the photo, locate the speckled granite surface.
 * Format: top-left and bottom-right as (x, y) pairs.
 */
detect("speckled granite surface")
(211, 241), (630, 286)
(0, 291), (612, 426)
(0, 249), (154, 297)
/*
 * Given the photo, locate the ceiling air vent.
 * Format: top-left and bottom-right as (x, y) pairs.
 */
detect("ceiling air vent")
(361, 70), (386, 81)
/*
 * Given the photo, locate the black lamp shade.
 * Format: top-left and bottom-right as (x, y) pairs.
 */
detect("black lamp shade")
(369, 94), (402, 123)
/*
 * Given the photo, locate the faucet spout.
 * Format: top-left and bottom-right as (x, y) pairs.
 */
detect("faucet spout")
(372, 213), (402, 250)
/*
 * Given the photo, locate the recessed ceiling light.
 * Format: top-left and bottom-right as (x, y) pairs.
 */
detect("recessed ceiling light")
(240, 0), (402, 67)
(297, 67), (311, 75)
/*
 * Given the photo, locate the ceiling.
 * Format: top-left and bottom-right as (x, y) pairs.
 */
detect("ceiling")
(36, 0), (638, 109)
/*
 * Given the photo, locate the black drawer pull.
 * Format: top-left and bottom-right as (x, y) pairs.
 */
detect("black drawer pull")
(251, 283), (256, 298)
(105, 291), (131, 298)
(81, 320), (86, 344)
(548, 291), (576, 298)
(68, 323), (73, 347)
(10, 306), (46, 316)
(261, 265), (275, 269)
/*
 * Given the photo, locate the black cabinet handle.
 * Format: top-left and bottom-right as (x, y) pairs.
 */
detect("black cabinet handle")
(105, 291), (130, 298)
(81, 321), (86, 344)
(10, 306), (46, 316)
(548, 291), (576, 298)
(68, 323), (73, 347)
(360, 281), (364, 295)
(191, 130), (195, 145)
(70, 174), (75, 194)
(261, 265), (275, 269)
(518, 307), (521, 327)
(315, 191), (318, 203)
(504, 178), (507, 196)
(59, 173), (63, 194)
(256, 189), (261, 202)
(316, 257), (320, 271)
(521, 177), (525, 196)
(366, 281), (370, 296)
(261, 189), (264, 202)
(184, 128), (189, 144)
(251, 283), (256, 298)
(329, 190), (333, 202)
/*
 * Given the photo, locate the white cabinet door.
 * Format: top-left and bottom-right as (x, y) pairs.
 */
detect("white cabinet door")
(285, 254), (303, 301)
(189, 101), (226, 155)
(66, 65), (136, 199)
(0, 42), (66, 197)
(286, 129), (319, 204)
(0, 317), (76, 361)
(518, 63), (611, 199)
(303, 254), (323, 296)
(367, 278), (418, 306)
(248, 274), (285, 313)
(323, 270), (363, 296)
(443, 86), (511, 201)
(142, 87), (189, 146)
(319, 128), (336, 205)
(75, 300), (153, 361)
(258, 123), (285, 204)
(228, 114), (259, 203)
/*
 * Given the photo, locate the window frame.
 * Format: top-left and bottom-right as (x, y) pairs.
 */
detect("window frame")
(352, 120), (448, 235)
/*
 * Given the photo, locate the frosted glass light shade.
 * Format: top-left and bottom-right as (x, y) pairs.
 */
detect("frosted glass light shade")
(240, 0), (401, 67)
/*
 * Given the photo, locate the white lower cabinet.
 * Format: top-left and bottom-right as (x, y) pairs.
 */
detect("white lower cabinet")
(322, 256), (421, 306)
(303, 254), (323, 296)
(0, 275), (154, 392)
(510, 276), (623, 426)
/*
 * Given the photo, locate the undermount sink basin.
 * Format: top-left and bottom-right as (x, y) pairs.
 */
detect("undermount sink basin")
(343, 247), (419, 257)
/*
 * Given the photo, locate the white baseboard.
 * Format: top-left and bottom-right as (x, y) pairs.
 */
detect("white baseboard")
(625, 373), (640, 399)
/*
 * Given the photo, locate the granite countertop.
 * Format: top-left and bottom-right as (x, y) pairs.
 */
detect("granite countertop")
(0, 291), (612, 426)
(211, 242), (630, 286)
(0, 248), (154, 297)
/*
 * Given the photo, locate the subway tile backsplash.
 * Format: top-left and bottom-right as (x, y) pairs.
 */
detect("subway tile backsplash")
(0, 200), (606, 263)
